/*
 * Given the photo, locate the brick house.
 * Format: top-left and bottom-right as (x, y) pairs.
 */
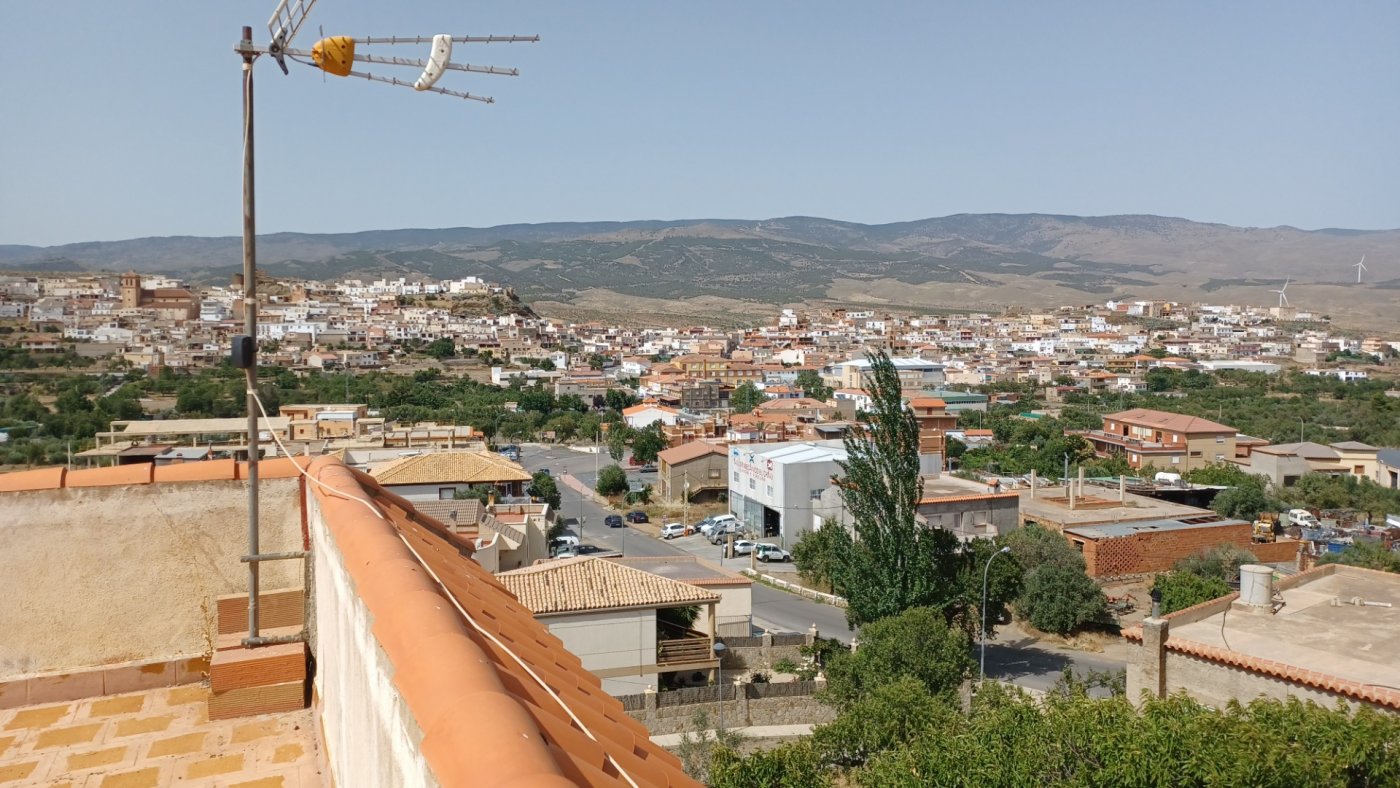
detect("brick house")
(1075, 408), (1239, 472)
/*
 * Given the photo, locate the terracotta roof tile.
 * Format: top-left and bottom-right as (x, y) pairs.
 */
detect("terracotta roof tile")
(237, 457), (306, 480)
(304, 456), (698, 787)
(152, 459), (239, 484)
(656, 441), (727, 465)
(65, 463), (153, 488)
(498, 558), (720, 615)
(0, 465), (66, 492)
(370, 450), (533, 486)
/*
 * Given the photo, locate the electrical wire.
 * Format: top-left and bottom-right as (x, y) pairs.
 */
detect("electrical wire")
(394, 527), (640, 788)
(248, 389), (638, 787)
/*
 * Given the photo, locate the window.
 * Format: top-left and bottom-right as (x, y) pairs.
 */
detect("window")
(1171, 456), (1180, 465)
(733, 471), (739, 482)
(438, 487), (456, 500)
(1216, 454), (1226, 461)
(1354, 465), (1365, 475)
(1073, 540), (1085, 553)
(1215, 435), (1226, 444)
(709, 469), (721, 479)
(810, 488), (824, 500)
(766, 485), (773, 497)
(749, 479), (756, 490)
(1189, 451), (1202, 458)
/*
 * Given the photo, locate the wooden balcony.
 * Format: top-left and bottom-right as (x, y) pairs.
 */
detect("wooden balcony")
(656, 623), (715, 667)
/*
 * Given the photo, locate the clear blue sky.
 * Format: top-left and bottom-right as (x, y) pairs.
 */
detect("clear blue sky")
(2, 2), (1397, 246)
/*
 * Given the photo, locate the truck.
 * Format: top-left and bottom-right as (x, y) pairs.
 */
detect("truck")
(1283, 508), (1320, 529)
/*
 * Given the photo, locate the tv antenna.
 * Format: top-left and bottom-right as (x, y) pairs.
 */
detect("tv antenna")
(1270, 277), (1291, 308)
(1353, 255), (1367, 284)
(232, 0), (538, 647)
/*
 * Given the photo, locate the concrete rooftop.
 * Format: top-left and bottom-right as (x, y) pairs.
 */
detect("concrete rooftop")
(0, 685), (322, 787)
(1172, 570), (1400, 692)
(1019, 484), (1211, 528)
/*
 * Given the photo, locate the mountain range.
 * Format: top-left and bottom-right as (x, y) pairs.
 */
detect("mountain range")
(4, 214), (1398, 327)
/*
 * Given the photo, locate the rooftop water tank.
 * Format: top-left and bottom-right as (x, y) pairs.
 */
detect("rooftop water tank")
(1239, 564), (1274, 608)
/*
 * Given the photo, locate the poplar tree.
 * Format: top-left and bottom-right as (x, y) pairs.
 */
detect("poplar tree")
(834, 350), (962, 626)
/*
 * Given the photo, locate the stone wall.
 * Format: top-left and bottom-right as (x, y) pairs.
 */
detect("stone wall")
(621, 681), (836, 735)
(718, 631), (814, 674)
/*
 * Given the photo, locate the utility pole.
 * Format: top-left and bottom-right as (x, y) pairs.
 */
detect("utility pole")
(239, 25), (263, 642)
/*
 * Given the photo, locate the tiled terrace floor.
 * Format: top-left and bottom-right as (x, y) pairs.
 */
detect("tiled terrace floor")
(0, 685), (324, 787)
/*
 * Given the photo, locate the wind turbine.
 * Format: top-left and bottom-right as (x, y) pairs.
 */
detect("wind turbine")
(231, 0), (537, 646)
(1271, 277), (1291, 308)
(1354, 255), (1367, 284)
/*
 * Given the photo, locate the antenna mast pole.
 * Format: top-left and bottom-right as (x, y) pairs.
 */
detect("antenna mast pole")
(239, 25), (263, 641)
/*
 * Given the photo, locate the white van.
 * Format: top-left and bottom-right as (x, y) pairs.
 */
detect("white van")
(700, 514), (738, 538)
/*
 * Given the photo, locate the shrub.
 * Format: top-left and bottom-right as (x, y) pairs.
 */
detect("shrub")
(1018, 565), (1107, 635)
(595, 463), (629, 496)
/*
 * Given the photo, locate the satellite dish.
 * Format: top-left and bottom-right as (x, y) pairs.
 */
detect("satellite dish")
(415, 35), (452, 91)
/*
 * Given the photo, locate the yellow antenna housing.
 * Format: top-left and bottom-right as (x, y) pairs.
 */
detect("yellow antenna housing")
(311, 36), (355, 76)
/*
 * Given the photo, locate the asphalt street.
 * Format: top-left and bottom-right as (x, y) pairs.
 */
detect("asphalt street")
(513, 442), (1124, 690)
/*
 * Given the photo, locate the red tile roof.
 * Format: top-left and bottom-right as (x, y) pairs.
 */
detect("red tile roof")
(307, 457), (699, 787)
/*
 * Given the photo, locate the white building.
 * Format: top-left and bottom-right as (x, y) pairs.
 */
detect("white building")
(728, 441), (849, 545)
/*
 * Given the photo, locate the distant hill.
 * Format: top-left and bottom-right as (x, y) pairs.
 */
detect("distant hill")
(4, 214), (1398, 327)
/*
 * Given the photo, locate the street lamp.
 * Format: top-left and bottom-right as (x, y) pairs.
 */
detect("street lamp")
(980, 546), (1012, 684)
(712, 641), (727, 733)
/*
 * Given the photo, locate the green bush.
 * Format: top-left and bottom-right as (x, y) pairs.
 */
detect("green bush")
(595, 463), (629, 496)
(824, 607), (971, 708)
(1152, 571), (1232, 615)
(1018, 565), (1107, 635)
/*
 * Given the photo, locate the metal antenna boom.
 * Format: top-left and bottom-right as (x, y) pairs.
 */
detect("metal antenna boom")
(266, 0), (319, 73)
(357, 35), (540, 45)
(282, 48), (520, 76)
(347, 70), (495, 102)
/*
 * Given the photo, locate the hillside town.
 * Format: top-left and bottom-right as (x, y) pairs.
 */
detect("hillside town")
(4, 270), (1400, 785)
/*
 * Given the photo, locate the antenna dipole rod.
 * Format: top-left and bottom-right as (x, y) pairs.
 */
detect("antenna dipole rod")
(356, 35), (540, 45)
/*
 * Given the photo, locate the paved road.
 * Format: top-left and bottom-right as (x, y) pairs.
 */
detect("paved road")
(514, 443), (1123, 690)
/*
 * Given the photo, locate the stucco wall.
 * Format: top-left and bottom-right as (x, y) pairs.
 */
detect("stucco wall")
(545, 609), (655, 678)
(309, 492), (434, 788)
(0, 479), (303, 680)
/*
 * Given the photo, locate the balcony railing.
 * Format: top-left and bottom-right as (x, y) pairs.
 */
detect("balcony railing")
(656, 622), (714, 666)
(1077, 430), (1184, 452)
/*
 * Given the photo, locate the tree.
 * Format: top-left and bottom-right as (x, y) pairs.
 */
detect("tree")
(1018, 565), (1107, 635)
(1319, 540), (1400, 573)
(423, 337), (456, 359)
(452, 485), (495, 502)
(809, 677), (953, 768)
(630, 423), (666, 465)
(730, 381), (766, 414)
(605, 423), (633, 462)
(675, 711), (747, 785)
(832, 350), (963, 627)
(791, 520), (850, 594)
(604, 388), (637, 412)
(586, 353), (609, 370)
(794, 369), (833, 402)
(823, 606), (972, 708)
(526, 471), (561, 510)
(1152, 571), (1231, 615)
(595, 464), (629, 496)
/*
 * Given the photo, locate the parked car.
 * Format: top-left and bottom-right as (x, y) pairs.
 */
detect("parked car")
(605, 514), (624, 528)
(625, 510), (650, 524)
(637, 464), (658, 473)
(660, 522), (686, 540)
(554, 547), (579, 559)
(708, 521), (740, 544)
(538, 468), (551, 478)
(732, 539), (758, 556)
(700, 514), (738, 538)
(755, 543), (791, 562)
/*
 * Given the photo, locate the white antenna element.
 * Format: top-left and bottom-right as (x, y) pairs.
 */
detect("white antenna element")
(1354, 255), (1367, 284)
(266, 0), (319, 73)
(414, 35), (452, 90)
(1271, 277), (1291, 308)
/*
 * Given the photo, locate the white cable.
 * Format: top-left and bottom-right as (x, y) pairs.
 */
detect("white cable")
(249, 389), (638, 787)
(394, 531), (640, 788)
